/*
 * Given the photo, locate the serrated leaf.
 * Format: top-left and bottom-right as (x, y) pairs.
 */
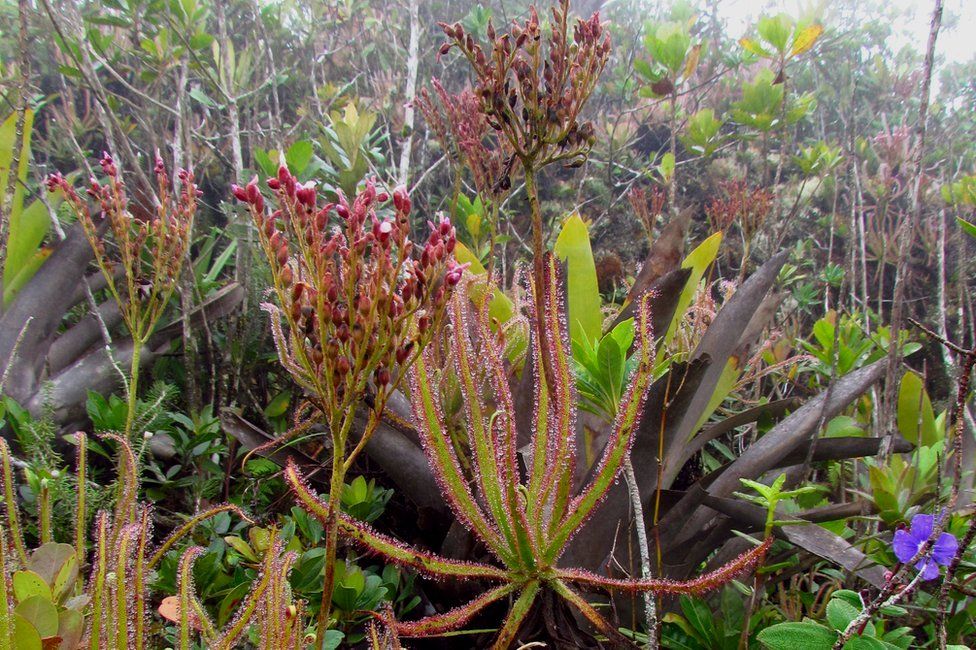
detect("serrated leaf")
(757, 621), (837, 649)
(826, 597), (859, 632)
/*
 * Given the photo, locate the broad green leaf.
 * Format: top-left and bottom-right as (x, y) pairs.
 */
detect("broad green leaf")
(2, 110), (51, 297)
(691, 357), (741, 438)
(553, 213), (602, 346)
(757, 15), (792, 54)
(12, 613), (42, 650)
(826, 597), (859, 632)
(680, 596), (718, 645)
(223, 536), (258, 563)
(15, 596), (58, 638)
(896, 372), (939, 447)
(12, 571), (51, 603)
(757, 621), (837, 649)
(661, 616), (709, 648)
(4, 246), (51, 306)
(664, 232), (722, 345)
(285, 140), (314, 175)
(253, 148), (276, 177)
(454, 242), (514, 325)
(263, 391), (292, 419)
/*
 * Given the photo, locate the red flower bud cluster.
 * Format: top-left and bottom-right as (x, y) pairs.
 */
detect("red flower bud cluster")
(416, 80), (515, 200)
(705, 180), (772, 238)
(233, 165), (463, 413)
(436, 0), (610, 172)
(47, 151), (197, 340)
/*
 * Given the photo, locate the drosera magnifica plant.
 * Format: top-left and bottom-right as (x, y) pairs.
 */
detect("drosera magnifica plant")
(232, 166), (462, 642)
(436, 0), (610, 388)
(287, 261), (772, 647)
(46, 153), (196, 440)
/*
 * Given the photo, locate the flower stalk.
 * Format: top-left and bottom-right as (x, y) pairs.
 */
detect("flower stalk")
(233, 167), (460, 641)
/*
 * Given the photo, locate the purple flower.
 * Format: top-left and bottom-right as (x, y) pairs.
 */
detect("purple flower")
(892, 514), (959, 580)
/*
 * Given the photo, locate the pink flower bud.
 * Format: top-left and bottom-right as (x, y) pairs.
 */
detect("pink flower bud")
(445, 264), (466, 286)
(393, 186), (411, 215)
(375, 366), (390, 386)
(438, 216), (453, 237)
(374, 219), (393, 244)
(100, 152), (117, 177)
(396, 341), (414, 364)
(296, 181), (316, 208)
(154, 152), (165, 175)
(231, 185), (249, 202)
(45, 173), (64, 193)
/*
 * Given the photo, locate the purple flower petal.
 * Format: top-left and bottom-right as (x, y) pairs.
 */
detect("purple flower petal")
(909, 514), (935, 542)
(893, 528), (920, 563)
(931, 532), (959, 566)
(916, 557), (941, 581)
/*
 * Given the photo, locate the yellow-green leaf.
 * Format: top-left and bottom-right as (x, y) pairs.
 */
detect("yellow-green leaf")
(790, 24), (823, 57)
(664, 232), (723, 346)
(12, 613), (42, 650)
(739, 37), (771, 58)
(682, 44), (702, 81)
(897, 371), (939, 448)
(454, 242), (514, 325)
(12, 571), (51, 604)
(553, 213), (602, 345)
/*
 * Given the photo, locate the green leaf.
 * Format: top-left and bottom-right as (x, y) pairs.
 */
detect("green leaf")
(454, 242), (514, 326)
(12, 572), (50, 604)
(757, 622), (837, 649)
(263, 391), (292, 419)
(4, 245), (51, 306)
(897, 371), (939, 447)
(1, 110), (52, 297)
(285, 140), (314, 175)
(188, 86), (219, 108)
(757, 14), (793, 54)
(958, 217), (976, 239)
(58, 608), (84, 648)
(739, 37), (772, 58)
(253, 148), (277, 178)
(680, 596), (718, 645)
(826, 597), (859, 632)
(842, 638), (888, 650)
(12, 613), (42, 650)
(14, 596), (58, 638)
(664, 232), (722, 345)
(554, 213), (602, 346)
